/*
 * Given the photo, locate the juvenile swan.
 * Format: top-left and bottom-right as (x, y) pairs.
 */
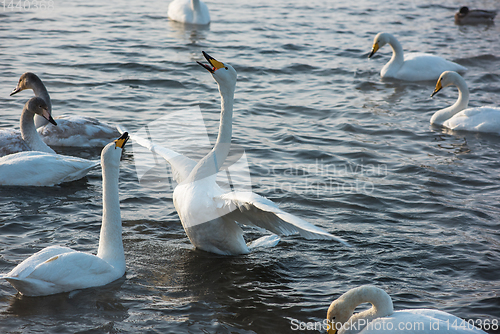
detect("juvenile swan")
(168, 0), (210, 25)
(368, 32), (466, 81)
(430, 71), (500, 134)
(0, 97), (56, 157)
(326, 286), (486, 334)
(11, 72), (120, 147)
(1, 133), (129, 296)
(0, 99), (99, 186)
(119, 52), (349, 255)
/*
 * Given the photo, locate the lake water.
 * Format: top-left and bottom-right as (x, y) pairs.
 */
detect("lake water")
(0, 0), (499, 333)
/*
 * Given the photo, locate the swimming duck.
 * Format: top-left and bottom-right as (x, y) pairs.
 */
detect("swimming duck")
(455, 6), (496, 25)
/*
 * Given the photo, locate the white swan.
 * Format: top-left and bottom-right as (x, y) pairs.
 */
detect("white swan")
(168, 0), (210, 25)
(326, 286), (486, 334)
(1, 133), (129, 296)
(119, 51), (349, 255)
(0, 97), (57, 157)
(10, 72), (120, 147)
(368, 32), (467, 81)
(430, 71), (500, 134)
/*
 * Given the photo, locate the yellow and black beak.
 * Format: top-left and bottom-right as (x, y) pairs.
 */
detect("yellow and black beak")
(327, 320), (337, 334)
(368, 42), (379, 58)
(114, 132), (129, 149)
(431, 79), (443, 97)
(197, 51), (226, 73)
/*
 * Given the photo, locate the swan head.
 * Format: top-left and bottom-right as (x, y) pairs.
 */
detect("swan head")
(326, 285), (394, 334)
(101, 132), (129, 169)
(26, 97), (57, 125)
(10, 72), (42, 96)
(431, 71), (461, 97)
(326, 293), (356, 334)
(197, 51), (237, 91)
(368, 32), (391, 58)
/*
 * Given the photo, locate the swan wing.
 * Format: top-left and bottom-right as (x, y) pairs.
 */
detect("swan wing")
(3, 248), (120, 296)
(0, 129), (30, 157)
(38, 115), (120, 147)
(214, 191), (350, 246)
(4, 245), (74, 279)
(445, 107), (500, 134)
(117, 124), (197, 184)
(359, 309), (486, 333)
(0, 151), (99, 186)
(399, 53), (467, 81)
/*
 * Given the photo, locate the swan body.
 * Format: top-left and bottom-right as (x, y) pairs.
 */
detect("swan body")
(327, 286), (486, 334)
(368, 32), (467, 81)
(0, 97), (56, 157)
(119, 52), (349, 255)
(0, 151), (98, 186)
(1, 133), (129, 296)
(168, 0), (210, 25)
(430, 71), (500, 134)
(11, 72), (120, 147)
(455, 7), (496, 25)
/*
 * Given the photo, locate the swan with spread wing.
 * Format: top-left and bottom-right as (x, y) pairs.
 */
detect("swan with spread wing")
(119, 52), (349, 255)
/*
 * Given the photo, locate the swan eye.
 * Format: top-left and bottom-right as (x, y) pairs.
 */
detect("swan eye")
(225, 67), (228, 70)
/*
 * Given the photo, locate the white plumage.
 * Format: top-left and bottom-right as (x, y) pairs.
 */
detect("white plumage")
(368, 32), (466, 81)
(119, 52), (349, 255)
(0, 151), (98, 186)
(168, 0), (210, 25)
(1, 133), (129, 296)
(430, 71), (500, 134)
(327, 286), (486, 334)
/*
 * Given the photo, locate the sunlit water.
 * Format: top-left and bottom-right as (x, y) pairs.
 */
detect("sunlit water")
(0, 0), (499, 333)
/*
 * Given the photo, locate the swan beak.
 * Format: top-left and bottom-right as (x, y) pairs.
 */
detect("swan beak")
(368, 43), (379, 58)
(431, 80), (443, 97)
(197, 51), (226, 73)
(114, 132), (129, 149)
(10, 85), (22, 96)
(42, 108), (57, 126)
(327, 326), (337, 334)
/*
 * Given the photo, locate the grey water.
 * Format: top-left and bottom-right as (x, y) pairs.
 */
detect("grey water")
(0, 0), (499, 333)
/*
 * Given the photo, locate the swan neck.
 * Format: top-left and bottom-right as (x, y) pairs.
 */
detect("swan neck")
(191, 0), (200, 11)
(188, 83), (234, 181)
(20, 105), (55, 154)
(431, 80), (469, 125)
(30, 78), (52, 128)
(97, 161), (125, 269)
(387, 35), (404, 67)
(342, 287), (394, 328)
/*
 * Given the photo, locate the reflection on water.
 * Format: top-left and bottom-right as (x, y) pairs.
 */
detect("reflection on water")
(168, 20), (210, 43)
(0, 0), (499, 332)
